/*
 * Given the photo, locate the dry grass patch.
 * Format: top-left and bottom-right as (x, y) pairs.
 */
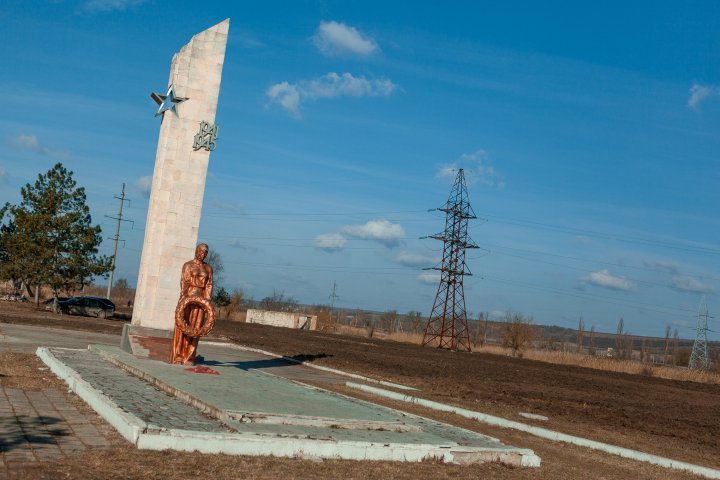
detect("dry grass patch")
(476, 344), (720, 385)
(0, 352), (65, 390)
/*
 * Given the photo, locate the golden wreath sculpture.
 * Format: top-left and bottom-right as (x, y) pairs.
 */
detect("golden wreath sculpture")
(174, 295), (216, 338)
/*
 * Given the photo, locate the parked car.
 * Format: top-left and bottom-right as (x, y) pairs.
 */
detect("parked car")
(44, 297), (70, 311)
(57, 296), (115, 319)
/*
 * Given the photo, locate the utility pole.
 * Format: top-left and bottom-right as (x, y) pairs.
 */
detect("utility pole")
(422, 169), (479, 352)
(329, 281), (339, 323)
(689, 298), (713, 370)
(105, 184), (132, 300)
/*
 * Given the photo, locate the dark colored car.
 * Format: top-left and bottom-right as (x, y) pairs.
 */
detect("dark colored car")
(44, 297), (70, 311)
(57, 296), (115, 319)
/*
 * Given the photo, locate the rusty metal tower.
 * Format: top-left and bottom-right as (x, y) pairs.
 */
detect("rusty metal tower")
(422, 169), (478, 351)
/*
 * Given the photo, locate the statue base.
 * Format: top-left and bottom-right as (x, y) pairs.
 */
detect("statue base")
(121, 324), (174, 362)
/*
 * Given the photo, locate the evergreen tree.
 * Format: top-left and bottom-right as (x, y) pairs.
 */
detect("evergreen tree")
(0, 163), (111, 306)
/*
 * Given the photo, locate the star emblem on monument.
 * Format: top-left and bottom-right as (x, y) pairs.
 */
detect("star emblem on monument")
(150, 84), (188, 117)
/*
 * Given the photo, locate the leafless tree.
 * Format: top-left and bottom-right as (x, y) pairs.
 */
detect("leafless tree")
(664, 325), (671, 363)
(588, 325), (596, 356)
(259, 290), (298, 312)
(576, 317), (585, 353)
(407, 310), (423, 333)
(471, 312), (490, 347)
(613, 318), (635, 359)
(227, 288), (244, 320)
(501, 312), (535, 357)
(204, 250), (225, 287)
(381, 310), (399, 333)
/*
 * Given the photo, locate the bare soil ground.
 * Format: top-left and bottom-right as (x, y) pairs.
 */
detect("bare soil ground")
(214, 321), (720, 470)
(0, 302), (716, 479)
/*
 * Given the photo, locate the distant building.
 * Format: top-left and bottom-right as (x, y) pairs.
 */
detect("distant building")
(246, 309), (318, 330)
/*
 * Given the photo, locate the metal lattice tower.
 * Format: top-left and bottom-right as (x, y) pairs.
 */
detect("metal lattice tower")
(688, 299), (713, 370)
(422, 169), (479, 351)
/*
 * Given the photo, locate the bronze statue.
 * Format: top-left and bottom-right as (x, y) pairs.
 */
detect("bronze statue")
(170, 243), (216, 365)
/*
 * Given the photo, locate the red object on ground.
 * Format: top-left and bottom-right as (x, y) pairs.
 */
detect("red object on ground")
(184, 365), (220, 375)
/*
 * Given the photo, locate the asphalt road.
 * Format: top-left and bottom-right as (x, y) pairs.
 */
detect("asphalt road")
(0, 323), (120, 353)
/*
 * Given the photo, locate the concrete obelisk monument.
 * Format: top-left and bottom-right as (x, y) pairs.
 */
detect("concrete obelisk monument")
(124, 20), (229, 357)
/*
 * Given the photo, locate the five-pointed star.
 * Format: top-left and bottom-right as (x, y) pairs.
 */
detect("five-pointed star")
(150, 84), (188, 117)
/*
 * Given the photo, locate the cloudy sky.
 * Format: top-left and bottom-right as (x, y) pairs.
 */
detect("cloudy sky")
(1, 1), (719, 339)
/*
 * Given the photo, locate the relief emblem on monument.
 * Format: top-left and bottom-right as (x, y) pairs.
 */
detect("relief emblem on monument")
(150, 84), (188, 117)
(193, 121), (219, 151)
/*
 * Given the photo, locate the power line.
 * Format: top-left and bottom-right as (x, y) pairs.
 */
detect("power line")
(475, 213), (720, 256)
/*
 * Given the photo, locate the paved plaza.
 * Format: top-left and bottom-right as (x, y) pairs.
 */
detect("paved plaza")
(39, 343), (539, 466)
(0, 385), (113, 476)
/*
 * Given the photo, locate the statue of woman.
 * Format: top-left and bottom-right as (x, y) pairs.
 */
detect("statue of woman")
(170, 243), (213, 365)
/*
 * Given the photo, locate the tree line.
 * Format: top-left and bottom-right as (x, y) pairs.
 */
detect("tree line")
(0, 163), (111, 309)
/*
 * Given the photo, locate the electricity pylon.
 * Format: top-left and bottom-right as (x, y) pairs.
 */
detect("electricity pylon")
(688, 298), (713, 370)
(422, 169), (478, 351)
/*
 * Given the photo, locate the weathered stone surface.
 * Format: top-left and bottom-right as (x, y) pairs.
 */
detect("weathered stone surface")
(133, 19), (229, 331)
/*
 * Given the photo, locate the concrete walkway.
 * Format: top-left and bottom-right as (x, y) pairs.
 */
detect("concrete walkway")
(38, 342), (540, 467)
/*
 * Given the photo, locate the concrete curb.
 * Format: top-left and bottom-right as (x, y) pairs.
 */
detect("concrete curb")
(204, 340), (418, 391)
(347, 382), (720, 479)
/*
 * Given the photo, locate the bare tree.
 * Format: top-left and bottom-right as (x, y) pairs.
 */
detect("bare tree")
(227, 288), (244, 319)
(501, 312), (535, 357)
(588, 325), (596, 356)
(640, 337), (647, 362)
(614, 318), (635, 359)
(259, 290), (298, 312)
(471, 312), (490, 348)
(663, 325), (671, 363)
(407, 310), (423, 333)
(576, 317), (585, 353)
(381, 310), (399, 333)
(204, 250), (225, 288)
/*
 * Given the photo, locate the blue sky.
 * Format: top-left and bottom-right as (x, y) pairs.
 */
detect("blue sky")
(1, 1), (719, 339)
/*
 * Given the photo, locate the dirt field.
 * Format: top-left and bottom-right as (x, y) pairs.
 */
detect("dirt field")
(1, 302), (717, 479)
(214, 321), (720, 469)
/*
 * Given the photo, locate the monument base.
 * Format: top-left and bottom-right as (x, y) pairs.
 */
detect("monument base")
(121, 324), (174, 362)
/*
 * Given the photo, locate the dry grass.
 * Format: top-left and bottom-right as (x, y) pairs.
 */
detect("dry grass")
(332, 324), (720, 385)
(0, 352), (66, 390)
(476, 344), (720, 385)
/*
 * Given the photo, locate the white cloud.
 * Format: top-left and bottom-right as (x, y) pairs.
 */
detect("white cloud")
(342, 220), (405, 248)
(418, 272), (440, 285)
(83, 0), (147, 12)
(688, 83), (720, 109)
(669, 276), (714, 294)
(0, 167), (7, 180)
(312, 21), (379, 57)
(13, 134), (71, 160)
(135, 175), (152, 198)
(395, 251), (435, 268)
(267, 72), (397, 118)
(314, 233), (347, 252)
(266, 82), (301, 118)
(582, 269), (636, 291)
(437, 150), (505, 189)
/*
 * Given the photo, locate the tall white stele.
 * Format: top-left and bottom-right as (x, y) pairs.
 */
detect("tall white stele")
(132, 19), (229, 331)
